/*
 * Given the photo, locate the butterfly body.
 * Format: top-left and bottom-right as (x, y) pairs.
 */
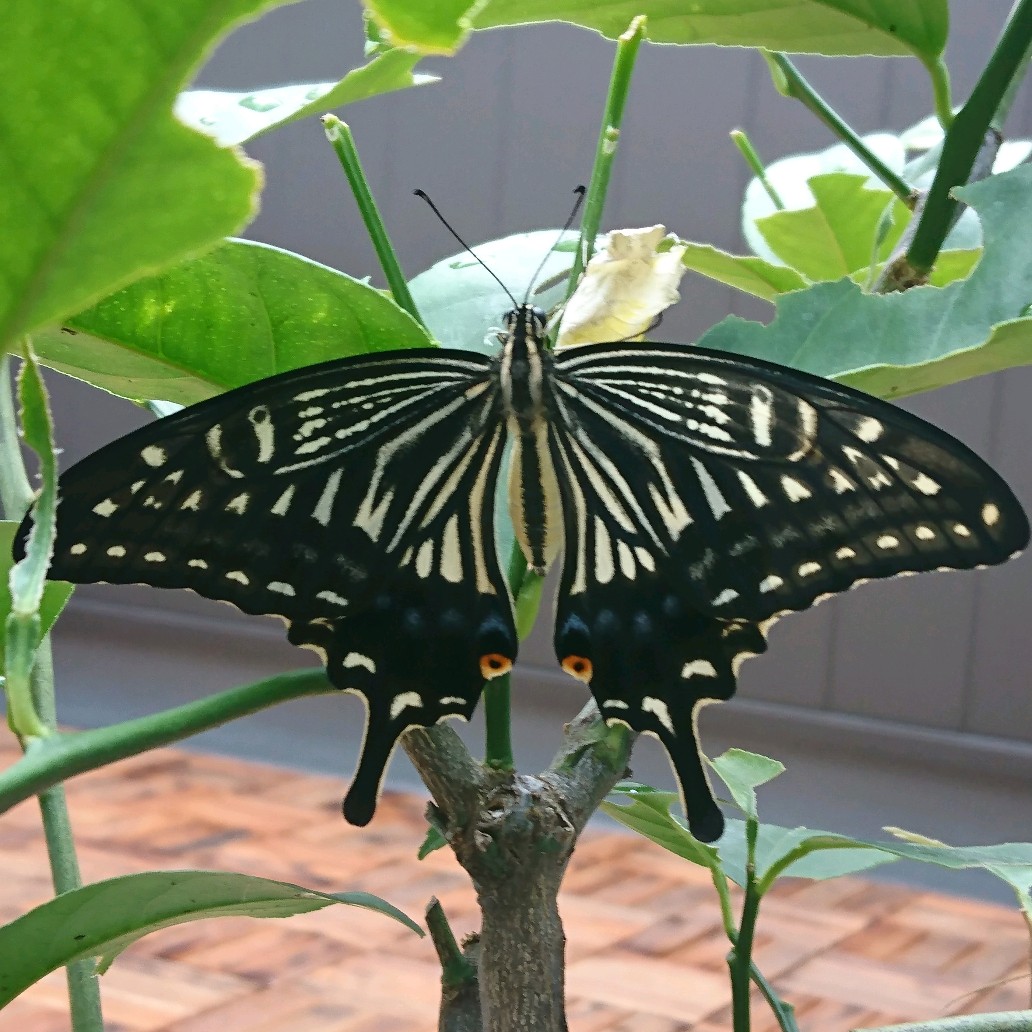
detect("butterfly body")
(18, 306), (1028, 839)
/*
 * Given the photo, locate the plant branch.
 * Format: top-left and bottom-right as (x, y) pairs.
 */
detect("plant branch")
(730, 129), (785, 209)
(0, 669), (335, 814)
(564, 15), (646, 303)
(402, 723), (486, 826)
(323, 115), (422, 325)
(906, 0), (1032, 275)
(545, 700), (633, 833)
(729, 817), (761, 1032)
(763, 52), (914, 204)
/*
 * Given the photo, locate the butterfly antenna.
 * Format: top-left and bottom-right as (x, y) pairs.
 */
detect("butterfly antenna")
(523, 185), (587, 305)
(414, 189), (518, 309)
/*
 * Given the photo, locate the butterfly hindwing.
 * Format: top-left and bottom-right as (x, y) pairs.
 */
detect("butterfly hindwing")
(550, 341), (1029, 839)
(21, 350), (517, 824)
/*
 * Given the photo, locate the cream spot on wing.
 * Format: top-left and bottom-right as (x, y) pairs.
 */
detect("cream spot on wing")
(798, 561), (821, 577)
(876, 534), (900, 549)
(634, 546), (656, 572)
(93, 499), (118, 517)
(855, 417), (884, 442)
(226, 570), (249, 584)
(271, 485), (295, 516)
(181, 490), (203, 511)
(711, 587), (739, 607)
(603, 699), (630, 709)
(317, 590), (349, 606)
(344, 652), (376, 673)
(681, 659), (718, 678)
(828, 468), (855, 494)
(953, 523), (971, 537)
(144, 551), (166, 563)
(415, 539), (434, 579)
(141, 445), (167, 467)
(912, 472), (941, 496)
(982, 503), (1000, 527)
(267, 581), (295, 596)
(642, 696), (675, 734)
(188, 558), (208, 569)
(107, 545), (127, 558)
(226, 492), (249, 515)
(390, 691), (424, 720)
(70, 543), (87, 555)
(759, 574), (784, 593)
(617, 540), (636, 580)
(781, 475), (812, 502)
(915, 525), (936, 541)
(836, 546), (857, 559)
(737, 470), (768, 508)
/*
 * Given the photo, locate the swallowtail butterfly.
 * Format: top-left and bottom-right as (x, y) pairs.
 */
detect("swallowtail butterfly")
(15, 306), (1028, 840)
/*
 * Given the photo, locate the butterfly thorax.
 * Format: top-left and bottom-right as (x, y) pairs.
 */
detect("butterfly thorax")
(495, 304), (564, 576)
(495, 303), (553, 428)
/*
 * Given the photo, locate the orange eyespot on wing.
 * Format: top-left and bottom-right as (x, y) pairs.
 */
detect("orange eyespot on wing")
(561, 654), (593, 683)
(480, 653), (513, 679)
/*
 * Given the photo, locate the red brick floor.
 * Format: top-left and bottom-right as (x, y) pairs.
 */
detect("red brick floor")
(0, 737), (1028, 1031)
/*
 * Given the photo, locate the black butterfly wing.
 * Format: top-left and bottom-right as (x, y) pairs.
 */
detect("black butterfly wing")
(17, 350), (517, 824)
(549, 341), (1028, 840)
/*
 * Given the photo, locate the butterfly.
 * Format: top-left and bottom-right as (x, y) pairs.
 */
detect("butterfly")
(15, 304), (1028, 840)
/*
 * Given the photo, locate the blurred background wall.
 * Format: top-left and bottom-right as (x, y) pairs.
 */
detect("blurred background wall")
(41, 1), (1032, 898)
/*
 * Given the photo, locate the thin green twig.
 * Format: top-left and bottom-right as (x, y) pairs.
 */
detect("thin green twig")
(564, 15), (647, 304)
(730, 129), (784, 209)
(0, 669), (335, 814)
(323, 115), (423, 325)
(763, 52), (913, 204)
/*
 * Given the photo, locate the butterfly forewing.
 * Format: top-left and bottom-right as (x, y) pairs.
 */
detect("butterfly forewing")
(25, 350), (517, 824)
(549, 341), (1028, 839)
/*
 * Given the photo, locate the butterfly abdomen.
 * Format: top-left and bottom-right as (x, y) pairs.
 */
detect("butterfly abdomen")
(498, 306), (564, 574)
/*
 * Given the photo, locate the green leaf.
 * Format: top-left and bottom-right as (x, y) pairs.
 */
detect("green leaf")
(602, 786), (721, 870)
(176, 49), (438, 146)
(926, 249), (981, 287)
(603, 787), (894, 889)
(418, 823), (448, 860)
(708, 749), (784, 818)
(28, 240), (434, 405)
(754, 173), (905, 280)
(366, 0), (480, 54)
(0, 870), (422, 1007)
(408, 230), (579, 353)
(472, 1), (947, 58)
(742, 135), (906, 264)
(0, 0), (268, 350)
(679, 241), (809, 300)
(0, 523), (72, 667)
(699, 164), (1032, 400)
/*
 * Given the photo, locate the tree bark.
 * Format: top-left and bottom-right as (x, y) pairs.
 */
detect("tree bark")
(403, 703), (634, 1032)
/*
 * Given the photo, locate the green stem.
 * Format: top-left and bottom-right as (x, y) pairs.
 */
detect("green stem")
(764, 52), (914, 204)
(924, 55), (956, 129)
(729, 817), (761, 1032)
(29, 644), (103, 1029)
(564, 15), (647, 303)
(730, 129), (785, 209)
(0, 669), (335, 814)
(750, 961), (799, 1032)
(426, 896), (477, 988)
(907, 0), (1032, 274)
(482, 674), (514, 770)
(322, 115), (423, 326)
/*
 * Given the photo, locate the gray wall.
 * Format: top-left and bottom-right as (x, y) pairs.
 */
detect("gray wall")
(40, 3), (1032, 897)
